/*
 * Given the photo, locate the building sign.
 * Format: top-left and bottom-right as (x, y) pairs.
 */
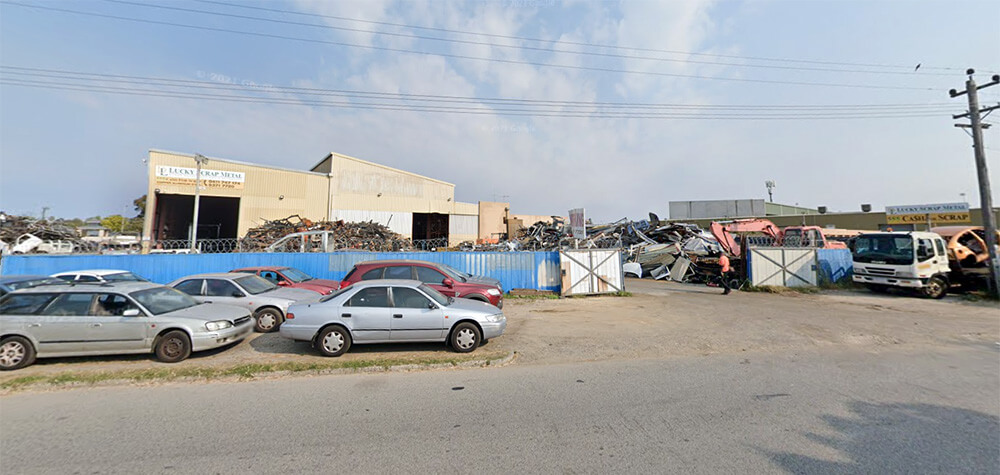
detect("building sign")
(155, 166), (245, 190)
(886, 202), (970, 224)
(569, 208), (586, 239)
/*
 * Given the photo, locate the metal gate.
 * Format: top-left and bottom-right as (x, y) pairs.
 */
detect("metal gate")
(749, 248), (817, 287)
(559, 249), (624, 296)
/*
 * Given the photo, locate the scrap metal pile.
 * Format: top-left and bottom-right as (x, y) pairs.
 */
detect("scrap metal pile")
(0, 213), (96, 252)
(240, 215), (413, 252)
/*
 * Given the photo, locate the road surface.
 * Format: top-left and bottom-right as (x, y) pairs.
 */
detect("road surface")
(2, 344), (997, 474)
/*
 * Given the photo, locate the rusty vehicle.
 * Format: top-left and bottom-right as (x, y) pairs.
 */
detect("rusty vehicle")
(931, 226), (1000, 268)
(709, 219), (783, 256)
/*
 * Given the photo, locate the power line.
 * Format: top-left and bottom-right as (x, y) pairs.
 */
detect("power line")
(0, 76), (951, 119)
(103, 0), (955, 77)
(197, 0), (976, 74)
(1, 1), (940, 91)
(0, 66), (956, 112)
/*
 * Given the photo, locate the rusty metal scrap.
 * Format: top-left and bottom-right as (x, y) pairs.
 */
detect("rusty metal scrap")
(240, 215), (413, 252)
(0, 213), (95, 252)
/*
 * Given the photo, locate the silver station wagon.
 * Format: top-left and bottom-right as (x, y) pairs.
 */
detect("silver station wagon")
(0, 282), (254, 370)
(279, 279), (506, 356)
(168, 273), (317, 333)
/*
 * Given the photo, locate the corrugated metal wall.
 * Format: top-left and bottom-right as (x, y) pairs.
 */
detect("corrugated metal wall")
(0, 252), (561, 292)
(331, 209), (413, 236)
(449, 215), (479, 236)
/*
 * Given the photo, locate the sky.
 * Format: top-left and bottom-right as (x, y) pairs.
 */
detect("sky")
(1, 0), (998, 224)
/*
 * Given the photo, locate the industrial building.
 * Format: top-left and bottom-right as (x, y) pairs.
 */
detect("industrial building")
(141, 150), (551, 249)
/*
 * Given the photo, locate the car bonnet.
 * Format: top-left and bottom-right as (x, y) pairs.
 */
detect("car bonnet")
(161, 302), (251, 322)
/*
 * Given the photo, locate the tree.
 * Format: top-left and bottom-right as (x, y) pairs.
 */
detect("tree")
(100, 215), (143, 234)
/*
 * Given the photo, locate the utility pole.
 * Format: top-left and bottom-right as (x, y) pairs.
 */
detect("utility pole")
(950, 69), (1000, 299)
(190, 153), (209, 253)
(41, 206), (50, 221)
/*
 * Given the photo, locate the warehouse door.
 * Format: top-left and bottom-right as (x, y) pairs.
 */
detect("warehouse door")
(412, 213), (449, 248)
(749, 248), (817, 287)
(559, 249), (623, 296)
(153, 194), (239, 241)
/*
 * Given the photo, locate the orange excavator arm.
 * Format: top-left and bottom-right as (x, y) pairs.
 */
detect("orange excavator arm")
(710, 218), (783, 256)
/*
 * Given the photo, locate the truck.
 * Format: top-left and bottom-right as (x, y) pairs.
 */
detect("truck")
(851, 231), (950, 299)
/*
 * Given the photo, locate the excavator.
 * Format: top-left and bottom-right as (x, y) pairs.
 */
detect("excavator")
(709, 218), (850, 256)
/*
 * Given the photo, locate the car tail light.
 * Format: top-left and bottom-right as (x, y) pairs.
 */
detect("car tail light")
(286, 312), (295, 320)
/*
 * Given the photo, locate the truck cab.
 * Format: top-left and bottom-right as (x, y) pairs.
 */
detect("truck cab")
(851, 231), (950, 298)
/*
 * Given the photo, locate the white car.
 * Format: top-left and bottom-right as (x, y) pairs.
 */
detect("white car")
(52, 269), (149, 283)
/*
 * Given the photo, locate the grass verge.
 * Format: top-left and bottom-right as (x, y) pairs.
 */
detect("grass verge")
(0, 352), (512, 393)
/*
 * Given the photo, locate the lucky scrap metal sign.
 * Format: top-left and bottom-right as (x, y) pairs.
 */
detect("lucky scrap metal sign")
(885, 202), (970, 224)
(155, 166), (245, 190)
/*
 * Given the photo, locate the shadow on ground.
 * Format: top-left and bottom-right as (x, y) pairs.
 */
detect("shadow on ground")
(249, 332), (487, 355)
(766, 401), (999, 473)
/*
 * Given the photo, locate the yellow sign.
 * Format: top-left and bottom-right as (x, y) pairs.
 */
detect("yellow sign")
(886, 212), (970, 224)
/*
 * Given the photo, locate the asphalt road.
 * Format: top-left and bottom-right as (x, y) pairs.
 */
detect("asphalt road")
(2, 344), (997, 474)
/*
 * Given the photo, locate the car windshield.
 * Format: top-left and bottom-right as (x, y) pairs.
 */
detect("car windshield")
(853, 236), (915, 265)
(438, 264), (468, 283)
(235, 275), (278, 295)
(104, 272), (147, 282)
(130, 287), (199, 315)
(281, 267), (313, 283)
(419, 284), (450, 306)
(8, 277), (62, 291)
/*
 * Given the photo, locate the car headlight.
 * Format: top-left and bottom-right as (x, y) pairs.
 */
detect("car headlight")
(486, 289), (501, 296)
(485, 313), (504, 323)
(206, 320), (233, 331)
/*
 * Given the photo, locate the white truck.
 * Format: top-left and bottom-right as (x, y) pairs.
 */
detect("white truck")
(851, 231), (951, 299)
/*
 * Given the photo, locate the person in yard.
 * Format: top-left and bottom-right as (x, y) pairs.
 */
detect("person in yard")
(718, 251), (732, 295)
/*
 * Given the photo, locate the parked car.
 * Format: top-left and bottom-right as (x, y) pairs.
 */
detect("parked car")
(52, 269), (148, 283)
(339, 260), (504, 308)
(167, 273), (318, 332)
(280, 279), (505, 356)
(229, 266), (340, 295)
(0, 281), (254, 370)
(0, 275), (64, 297)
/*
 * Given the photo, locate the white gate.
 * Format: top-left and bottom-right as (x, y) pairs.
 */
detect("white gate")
(749, 248), (817, 287)
(559, 249), (623, 296)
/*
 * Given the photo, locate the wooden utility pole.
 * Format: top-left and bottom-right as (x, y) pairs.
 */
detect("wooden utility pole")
(950, 69), (1000, 299)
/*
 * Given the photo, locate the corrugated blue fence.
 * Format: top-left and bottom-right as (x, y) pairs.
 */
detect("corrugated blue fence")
(0, 252), (562, 292)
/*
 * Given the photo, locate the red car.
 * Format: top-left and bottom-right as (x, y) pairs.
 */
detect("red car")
(230, 266), (340, 295)
(339, 260), (503, 308)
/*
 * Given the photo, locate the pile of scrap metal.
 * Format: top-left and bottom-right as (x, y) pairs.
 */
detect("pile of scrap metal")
(0, 213), (95, 254)
(931, 226), (1000, 273)
(240, 215), (413, 252)
(622, 221), (723, 283)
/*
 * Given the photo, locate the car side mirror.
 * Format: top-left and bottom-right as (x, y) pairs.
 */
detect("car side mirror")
(123, 308), (141, 316)
(277, 280), (289, 286)
(443, 278), (455, 288)
(428, 302), (438, 309)
(232, 291), (245, 297)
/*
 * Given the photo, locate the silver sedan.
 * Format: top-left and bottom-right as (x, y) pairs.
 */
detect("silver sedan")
(279, 279), (506, 356)
(168, 273), (318, 333)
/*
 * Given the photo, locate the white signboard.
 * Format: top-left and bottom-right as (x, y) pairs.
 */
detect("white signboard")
(155, 166), (245, 189)
(569, 208), (586, 239)
(886, 202), (970, 224)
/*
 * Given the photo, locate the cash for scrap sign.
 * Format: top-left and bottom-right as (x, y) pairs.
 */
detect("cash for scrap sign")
(885, 202), (970, 224)
(155, 166), (245, 190)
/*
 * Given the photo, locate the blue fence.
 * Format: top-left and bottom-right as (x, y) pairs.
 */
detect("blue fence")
(816, 249), (854, 284)
(0, 252), (562, 292)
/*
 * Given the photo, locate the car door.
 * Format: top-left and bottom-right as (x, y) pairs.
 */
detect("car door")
(88, 293), (149, 352)
(0, 292), (58, 349)
(414, 266), (458, 298)
(33, 292), (100, 354)
(203, 278), (250, 309)
(343, 287), (391, 342)
(389, 286), (444, 341)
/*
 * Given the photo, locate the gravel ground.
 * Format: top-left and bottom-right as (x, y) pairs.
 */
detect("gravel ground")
(2, 278), (997, 382)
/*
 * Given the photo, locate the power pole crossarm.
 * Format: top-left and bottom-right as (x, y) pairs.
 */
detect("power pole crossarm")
(951, 69), (1000, 299)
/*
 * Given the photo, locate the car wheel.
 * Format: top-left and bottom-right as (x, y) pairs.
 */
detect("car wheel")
(316, 326), (351, 357)
(254, 308), (283, 333)
(0, 336), (36, 370)
(924, 276), (947, 299)
(450, 322), (481, 353)
(154, 331), (191, 363)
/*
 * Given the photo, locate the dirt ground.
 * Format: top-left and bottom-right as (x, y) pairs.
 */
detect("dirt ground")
(3, 278), (997, 382)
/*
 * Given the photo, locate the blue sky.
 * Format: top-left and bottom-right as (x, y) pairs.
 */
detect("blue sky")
(1, 0), (998, 223)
